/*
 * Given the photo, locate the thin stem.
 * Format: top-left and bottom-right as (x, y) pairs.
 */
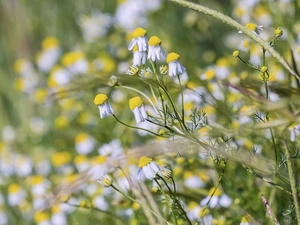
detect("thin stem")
(119, 85), (159, 115)
(177, 74), (185, 123)
(284, 141), (300, 225)
(112, 114), (161, 137)
(154, 179), (178, 225)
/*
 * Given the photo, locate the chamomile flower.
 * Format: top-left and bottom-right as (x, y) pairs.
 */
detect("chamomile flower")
(132, 45), (147, 66)
(147, 36), (166, 61)
(34, 211), (51, 225)
(97, 174), (113, 187)
(137, 156), (160, 180)
(240, 214), (253, 225)
(75, 132), (95, 155)
(51, 206), (67, 225)
(200, 187), (232, 208)
(239, 23), (263, 35)
(128, 27), (148, 52)
(129, 96), (148, 123)
(8, 183), (26, 206)
(74, 155), (89, 172)
(166, 52), (187, 77)
(126, 65), (140, 76)
(288, 124), (300, 142)
(94, 94), (114, 119)
(36, 36), (61, 73)
(30, 175), (50, 196)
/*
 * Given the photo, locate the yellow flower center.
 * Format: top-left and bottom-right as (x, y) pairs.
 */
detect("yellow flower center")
(14, 59), (25, 73)
(55, 116), (69, 129)
(62, 51), (84, 66)
(75, 132), (88, 143)
(8, 184), (21, 193)
(148, 36), (162, 46)
(14, 78), (24, 92)
(132, 27), (147, 38)
(51, 151), (72, 167)
(208, 187), (222, 196)
(51, 205), (60, 214)
(205, 69), (215, 80)
(102, 177), (113, 187)
(34, 211), (49, 223)
(198, 208), (210, 217)
(42, 36), (59, 49)
(31, 175), (44, 185)
(94, 94), (108, 105)
(138, 156), (152, 168)
(74, 155), (87, 164)
(245, 23), (257, 31)
(95, 155), (108, 164)
(297, 47), (300, 54)
(166, 52), (180, 63)
(34, 88), (47, 103)
(129, 96), (143, 110)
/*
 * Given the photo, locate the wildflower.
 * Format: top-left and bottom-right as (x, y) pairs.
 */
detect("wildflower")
(166, 52), (187, 77)
(137, 156), (160, 180)
(160, 65), (168, 75)
(8, 183), (26, 206)
(34, 211), (50, 225)
(75, 132), (95, 155)
(36, 36), (61, 73)
(232, 50), (240, 58)
(274, 27), (283, 38)
(51, 151), (72, 168)
(200, 187), (232, 208)
(261, 66), (268, 73)
(51, 206), (67, 225)
(61, 51), (88, 75)
(288, 125), (300, 142)
(48, 66), (71, 88)
(107, 75), (118, 87)
(239, 23), (263, 35)
(139, 68), (153, 78)
(183, 171), (205, 188)
(30, 175), (50, 196)
(198, 208), (213, 225)
(147, 36), (166, 61)
(132, 45), (147, 66)
(128, 27), (148, 52)
(74, 155), (89, 172)
(94, 94), (114, 119)
(240, 214), (253, 225)
(129, 96), (148, 123)
(126, 65), (140, 76)
(97, 174), (113, 187)
(157, 167), (172, 180)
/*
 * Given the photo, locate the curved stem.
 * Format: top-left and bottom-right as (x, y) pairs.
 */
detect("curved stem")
(168, 0), (297, 78)
(112, 114), (161, 137)
(119, 85), (159, 115)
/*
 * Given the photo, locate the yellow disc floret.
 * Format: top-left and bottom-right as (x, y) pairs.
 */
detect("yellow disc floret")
(138, 156), (152, 168)
(94, 94), (108, 105)
(51, 151), (72, 167)
(129, 96), (143, 110)
(148, 36), (162, 46)
(75, 132), (88, 143)
(132, 27), (147, 38)
(94, 155), (108, 164)
(8, 183), (21, 193)
(31, 175), (44, 185)
(208, 187), (222, 196)
(34, 211), (49, 223)
(166, 52), (180, 63)
(199, 208), (210, 217)
(245, 23), (257, 31)
(42, 36), (59, 49)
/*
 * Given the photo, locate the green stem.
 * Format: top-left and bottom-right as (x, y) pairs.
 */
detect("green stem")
(119, 85), (159, 115)
(154, 179), (178, 225)
(112, 114), (161, 137)
(284, 141), (300, 225)
(177, 74), (185, 123)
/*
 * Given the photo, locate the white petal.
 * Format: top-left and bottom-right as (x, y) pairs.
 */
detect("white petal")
(219, 194), (232, 207)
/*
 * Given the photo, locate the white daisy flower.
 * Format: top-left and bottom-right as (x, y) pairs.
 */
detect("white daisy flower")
(137, 156), (160, 180)
(166, 52), (187, 77)
(239, 22), (263, 35)
(94, 94), (114, 119)
(75, 132), (95, 155)
(129, 96), (148, 123)
(128, 27), (148, 52)
(97, 174), (113, 187)
(200, 187), (232, 208)
(147, 36), (166, 62)
(240, 214), (253, 225)
(8, 183), (26, 206)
